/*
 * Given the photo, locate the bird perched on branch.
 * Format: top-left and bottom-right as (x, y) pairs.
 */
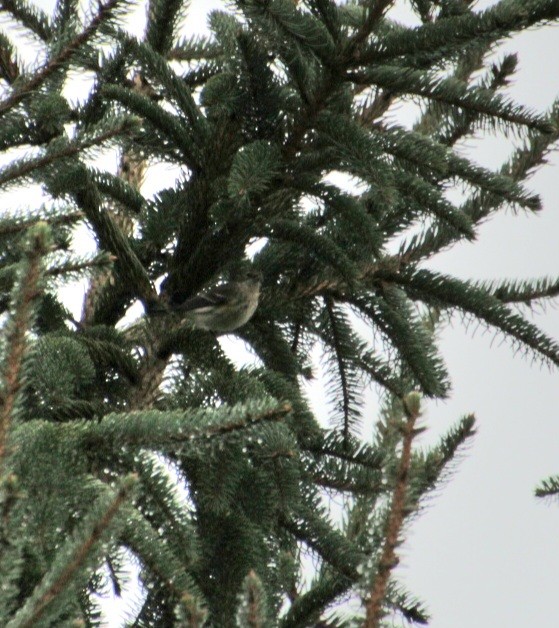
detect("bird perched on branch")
(173, 269), (262, 332)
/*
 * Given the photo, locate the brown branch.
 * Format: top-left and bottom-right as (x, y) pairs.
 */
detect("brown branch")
(347, 0), (394, 55)
(0, 0), (121, 116)
(18, 477), (136, 628)
(0, 225), (49, 464)
(364, 393), (421, 627)
(0, 123), (136, 188)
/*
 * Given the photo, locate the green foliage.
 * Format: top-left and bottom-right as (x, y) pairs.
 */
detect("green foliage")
(0, 0), (557, 626)
(27, 334), (97, 420)
(236, 569), (270, 628)
(535, 475), (559, 499)
(228, 140), (283, 202)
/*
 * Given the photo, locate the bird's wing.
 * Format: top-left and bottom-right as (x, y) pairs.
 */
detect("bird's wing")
(178, 285), (234, 311)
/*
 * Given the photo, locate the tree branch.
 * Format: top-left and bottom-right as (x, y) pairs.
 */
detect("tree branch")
(364, 393), (421, 626)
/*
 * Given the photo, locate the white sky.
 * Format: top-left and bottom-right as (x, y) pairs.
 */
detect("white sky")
(5, 0), (559, 625)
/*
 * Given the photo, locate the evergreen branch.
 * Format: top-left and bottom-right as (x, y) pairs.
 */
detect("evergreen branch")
(383, 268), (559, 365)
(239, 0), (337, 64)
(535, 475), (559, 499)
(168, 36), (222, 61)
(237, 570), (270, 628)
(446, 152), (540, 212)
(364, 392), (421, 627)
(348, 64), (554, 133)
(181, 61), (221, 88)
(413, 41), (490, 140)
(0, 253), (114, 305)
(314, 111), (395, 191)
(256, 370), (323, 440)
(79, 399), (292, 451)
(45, 252), (115, 279)
(311, 473), (377, 495)
(409, 414), (476, 504)
(280, 64), (349, 168)
(483, 276), (559, 305)
(90, 168), (147, 214)
(127, 329), (168, 411)
(0, 210), (82, 238)
(309, 443), (383, 495)
(0, 0), (122, 116)
(36, 398), (102, 422)
(358, 0), (559, 65)
(126, 36), (206, 133)
(279, 505), (361, 580)
(228, 139), (282, 200)
(324, 297), (353, 442)
(260, 219), (359, 281)
(0, 111), (35, 150)
(135, 452), (198, 559)
(346, 0), (394, 52)
(305, 0), (342, 42)
(309, 181), (383, 254)
(438, 53), (519, 146)
(351, 287), (450, 398)
(311, 299), (387, 434)
(101, 84), (200, 168)
(343, 339), (405, 398)
(71, 171), (157, 308)
(379, 126), (540, 210)
(238, 5), (324, 108)
(175, 593), (208, 628)
(280, 572), (351, 627)
(6, 475), (137, 628)
(305, 430), (384, 471)
(402, 100), (559, 261)
(0, 118), (138, 189)
(0, 0), (52, 41)
(385, 582), (429, 625)
(432, 414), (476, 475)
(51, 0), (79, 29)
(238, 319), (303, 380)
(145, 0), (184, 54)
(76, 330), (139, 385)
(393, 168), (475, 237)
(356, 88), (395, 127)
(0, 223), (50, 464)
(0, 32), (21, 84)
(285, 262), (381, 301)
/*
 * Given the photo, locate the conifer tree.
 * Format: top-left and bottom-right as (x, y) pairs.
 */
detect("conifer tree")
(0, 0), (558, 626)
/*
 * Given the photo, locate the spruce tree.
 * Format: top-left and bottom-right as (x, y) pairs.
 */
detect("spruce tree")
(0, 0), (558, 626)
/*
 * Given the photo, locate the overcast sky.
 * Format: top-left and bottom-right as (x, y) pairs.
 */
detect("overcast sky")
(9, 0), (559, 625)
(386, 3), (559, 626)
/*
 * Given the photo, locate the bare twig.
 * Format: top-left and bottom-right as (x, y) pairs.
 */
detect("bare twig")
(364, 393), (421, 627)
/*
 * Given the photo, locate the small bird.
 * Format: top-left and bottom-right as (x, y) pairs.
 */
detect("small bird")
(174, 270), (262, 332)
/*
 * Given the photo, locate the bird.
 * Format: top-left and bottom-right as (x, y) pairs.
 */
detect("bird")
(173, 269), (262, 332)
